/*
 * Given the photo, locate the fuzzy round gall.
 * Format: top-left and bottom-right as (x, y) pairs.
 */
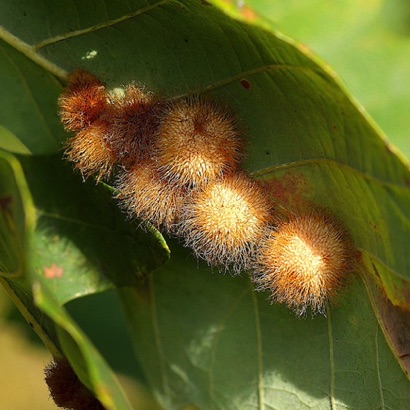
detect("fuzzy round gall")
(64, 119), (117, 181)
(180, 173), (272, 272)
(106, 84), (165, 166)
(58, 70), (108, 132)
(154, 97), (243, 188)
(116, 160), (187, 231)
(254, 212), (353, 315)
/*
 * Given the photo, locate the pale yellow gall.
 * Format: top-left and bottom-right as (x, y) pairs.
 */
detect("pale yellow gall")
(180, 173), (272, 272)
(154, 97), (243, 188)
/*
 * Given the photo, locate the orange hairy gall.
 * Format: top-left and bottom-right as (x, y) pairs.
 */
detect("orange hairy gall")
(106, 84), (165, 166)
(180, 173), (272, 272)
(154, 97), (243, 188)
(64, 120), (117, 181)
(254, 212), (353, 315)
(116, 161), (187, 232)
(58, 70), (107, 132)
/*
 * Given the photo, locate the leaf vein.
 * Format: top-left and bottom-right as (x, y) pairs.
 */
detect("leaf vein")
(33, 0), (172, 51)
(149, 273), (171, 398)
(0, 44), (58, 146)
(358, 248), (410, 284)
(208, 289), (248, 405)
(376, 326), (386, 410)
(252, 157), (410, 190)
(174, 63), (323, 99)
(250, 281), (265, 410)
(327, 306), (336, 410)
(0, 26), (67, 80)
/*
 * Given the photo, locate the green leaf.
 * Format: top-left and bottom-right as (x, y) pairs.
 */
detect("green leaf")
(0, 149), (168, 407)
(0, 150), (60, 356)
(0, 126), (31, 155)
(0, 38), (65, 154)
(122, 240), (410, 409)
(1, 0), (410, 408)
(33, 282), (134, 410)
(18, 153), (169, 306)
(0, 151), (30, 275)
(0, 149), (169, 305)
(240, 0), (410, 159)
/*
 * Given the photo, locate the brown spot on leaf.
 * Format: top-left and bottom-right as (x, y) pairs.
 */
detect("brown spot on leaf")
(0, 196), (12, 212)
(364, 274), (410, 376)
(0, 196), (15, 231)
(44, 264), (63, 279)
(371, 261), (381, 280)
(377, 292), (410, 375)
(259, 172), (309, 212)
(240, 79), (251, 90)
(237, 3), (257, 21)
(381, 272), (410, 308)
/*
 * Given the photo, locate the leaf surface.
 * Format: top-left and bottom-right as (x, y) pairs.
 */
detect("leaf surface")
(123, 241), (410, 409)
(1, 0), (410, 408)
(0, 149), (168, 408)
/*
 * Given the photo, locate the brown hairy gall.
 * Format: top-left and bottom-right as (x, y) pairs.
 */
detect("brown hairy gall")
(254, 212), (353, 315)
(58, 70), (107, 132)
(154, 97), (243, 188)
(180, 173), (272, 272)
(44, 358), (104, 410)
(64, 119), (117, 181)
(116, 160), (187, 231)
(58, 70), (358, 317)
(106, 84), (165, 166)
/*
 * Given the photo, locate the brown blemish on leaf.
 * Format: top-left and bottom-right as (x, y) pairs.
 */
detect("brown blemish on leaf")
(240, 79), (251, 90)
(259, 172), (310, 212)
(363, 272), (410, 377)
(44, 264), (63, 279)
(370, 261), (382, 282)
(0, 196), (16, 232)
(367, 257), (410, 308)
(0, 196), (12, 213)
(376, 290), (410, 376)
(237, 3), (257, 21)
(382, 271), (410, 309)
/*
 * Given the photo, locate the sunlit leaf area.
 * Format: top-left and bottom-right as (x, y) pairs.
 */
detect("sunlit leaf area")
(1, 0), (409, 409)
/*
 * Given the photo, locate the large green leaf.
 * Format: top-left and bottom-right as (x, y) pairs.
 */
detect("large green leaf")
(122, 240), (410, 409)
(0, 149), (168, 408)
(33, 282), (134, 410)
(241, 0), (410, 159)
(19, 153), (169, 305)
(0, 39), (64, 154)
(1, 0), (410, 408)
(0, 149), (169, 305)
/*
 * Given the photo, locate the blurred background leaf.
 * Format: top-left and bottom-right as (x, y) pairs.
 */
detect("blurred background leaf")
(0, 0), (410, 409)
(241, 0), (410, 159)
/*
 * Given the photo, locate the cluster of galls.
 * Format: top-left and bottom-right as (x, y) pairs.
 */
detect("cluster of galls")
(60, 70), (354, 316)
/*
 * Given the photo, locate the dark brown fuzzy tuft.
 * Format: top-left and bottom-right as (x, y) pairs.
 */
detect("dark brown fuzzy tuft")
(58, 70), (108, 133)
(106, 85), (165, 167)
(44, 358), (104, 410)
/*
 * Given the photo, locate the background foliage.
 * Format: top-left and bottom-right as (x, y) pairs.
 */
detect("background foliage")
(0, 0), (410, 409)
